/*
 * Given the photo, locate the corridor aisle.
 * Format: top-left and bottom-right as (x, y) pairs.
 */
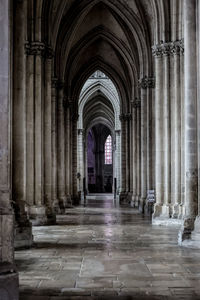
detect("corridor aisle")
(16, 197), (200, 299)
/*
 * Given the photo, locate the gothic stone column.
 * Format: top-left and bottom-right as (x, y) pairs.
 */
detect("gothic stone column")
(136, 99), (141, 207)
(65, 102), (72, 207)
(119, 114), (127, 202)
(131, 100), (138, 207)
(51, 78), (60, 213)
(179, 0), (198, 244)
(57, 82), (67, 212)
(13, 0), (32, 247)
(138, 77), (155, 213)
(0, 0), (19, 297)
(26, 42), (52, 225)
(171, 41), (184, 218)
(43, 47), (56, 223)
(152, 43), (172, 222)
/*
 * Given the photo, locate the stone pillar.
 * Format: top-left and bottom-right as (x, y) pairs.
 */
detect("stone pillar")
(152, 45), (164, 218)
(139, 78), (147, 213)
(179, 0), (198, 243)
(129, 114), (133, 200)
(65, 104), (72, 206)
(131, 100), (138, 207)
(51, 78), (59, 213)
(171, 41), (184, 218)
(43, 47), (56, 223)
(57, 83), (66, 212)
(26, 41), (48, 225)
(115, 130), (121, 197)
(119, 114), (127, 202)
(136, 100), (141, 207)
(139, 77), (155, 213)
(13, 0), (32, 247)
(126, 114), (131, 200)
(163, 48), (171, 216)
(72, 113), (79, 203)
(77, 129), (84, 202)
(25, 48), (34, 209)
(0, 0), (19, 297)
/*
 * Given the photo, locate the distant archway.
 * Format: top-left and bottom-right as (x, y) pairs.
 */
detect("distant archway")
(77, 70), (121, 200)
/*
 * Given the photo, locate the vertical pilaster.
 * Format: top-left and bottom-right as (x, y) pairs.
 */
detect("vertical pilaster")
(0, 0), (19, 296)
(72, 113), (79, 203)
(119, 114), (127, 202)
(152, 46), (164, 218)
(131, 99), (139, 207)
(57, 82), (66, 211)
(26, 41), (48, 225)
(171, 41), (184, 218)
(163, 48), (171, 216)
(51, 78), (59, 212)
(136, 101), (141, 207)
(13, 0), (32, 247)
(65, 104), (72, 206)
(43, 47), (55, 223)
(179, 0), (198, 243)
(0, 0), (15, 263)
(25, 51), (34, 208)
(139, 77), (155, 213)
(126, 114), (131, 198)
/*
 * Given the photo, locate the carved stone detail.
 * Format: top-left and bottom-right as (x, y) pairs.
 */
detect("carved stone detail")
(25, 41), (54, 58)
(152, 40), (184, 57)
(138, 76), (155, 89)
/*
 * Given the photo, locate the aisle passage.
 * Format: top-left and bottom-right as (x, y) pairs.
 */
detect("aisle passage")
(16, 198), (200, 299)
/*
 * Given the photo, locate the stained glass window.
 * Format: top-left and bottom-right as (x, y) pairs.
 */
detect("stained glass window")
(105, 135), (112, 164)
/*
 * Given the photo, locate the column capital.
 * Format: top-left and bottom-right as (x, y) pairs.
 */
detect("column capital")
(25, 41), (45, 56)
(131, 98), (141, 109)
(138, 76), (155, 89)
(152, 40), (184, 57)
(25, 41), (54, 58)
(170, 40), (184, 56)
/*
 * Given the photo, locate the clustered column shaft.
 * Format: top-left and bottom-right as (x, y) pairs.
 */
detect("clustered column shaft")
(152, 40), (184, 221)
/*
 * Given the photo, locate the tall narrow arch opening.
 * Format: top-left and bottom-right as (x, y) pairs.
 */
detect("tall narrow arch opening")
(77, 70), (121, 200)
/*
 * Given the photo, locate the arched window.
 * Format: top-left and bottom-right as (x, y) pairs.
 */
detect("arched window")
(105, 135), (112, 164)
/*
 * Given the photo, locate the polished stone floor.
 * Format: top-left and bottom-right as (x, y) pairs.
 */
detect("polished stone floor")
(16, 196), (200, 299)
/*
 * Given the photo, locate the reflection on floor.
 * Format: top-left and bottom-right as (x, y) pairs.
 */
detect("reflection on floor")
(16, 195), (200, 299)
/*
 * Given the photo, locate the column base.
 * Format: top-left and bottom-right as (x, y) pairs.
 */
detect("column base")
(139, 197), (146, 213)
(0, 263), (19, 300)
(65, 195), (73, 209)
(130, 195), (136, 207)
(152, 204), (173, 225)
(119, 192), (128, 204)
(127, 192), (133, 204)
(172, 203), (183, 218)
(134, 195), (140, 208)
(178, 216), (200, 248)
(53, 199), (60, 214)
(14, 222), (33, 249)
(29, 205), (56, 226)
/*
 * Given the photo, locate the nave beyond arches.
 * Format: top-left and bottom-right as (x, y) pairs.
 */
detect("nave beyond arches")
(1, 0), (200, 299)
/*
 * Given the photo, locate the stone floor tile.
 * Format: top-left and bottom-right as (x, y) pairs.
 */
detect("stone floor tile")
(15, 199), (200, 299)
